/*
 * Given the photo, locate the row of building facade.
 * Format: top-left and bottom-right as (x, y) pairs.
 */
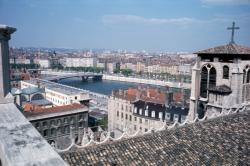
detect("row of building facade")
(107, 87), (188, 136)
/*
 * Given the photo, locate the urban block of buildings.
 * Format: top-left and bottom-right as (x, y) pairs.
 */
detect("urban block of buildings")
(0, 23), (250, 166)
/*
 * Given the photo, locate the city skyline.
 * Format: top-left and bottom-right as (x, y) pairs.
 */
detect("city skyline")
(1, 0), (250, 52)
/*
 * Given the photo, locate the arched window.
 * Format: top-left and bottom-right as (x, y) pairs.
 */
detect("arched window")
(51, 128), (56, 136)
(223, 65), (229, 79)
(209, 67), (216, 88)
(200, 66), (208, 98)
(200, 64), (217, 98)
(243, 65), (250, 83)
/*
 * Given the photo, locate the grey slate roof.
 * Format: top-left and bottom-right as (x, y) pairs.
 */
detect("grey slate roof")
(208, 84), (232, 95)
(61, 110), (250, 166)
(196, 43), (250, 55)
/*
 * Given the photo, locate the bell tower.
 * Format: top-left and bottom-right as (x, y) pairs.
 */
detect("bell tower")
(188, 22), (250, 120)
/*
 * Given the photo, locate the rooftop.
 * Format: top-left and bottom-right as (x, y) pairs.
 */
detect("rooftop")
(23, 79), (89, 96)
(24, 103), (88, 121)
(208, 85), (232, 95)
(112, 87), (167, 104)
(30, 99), (53, 106)
(61, 109), (250, 165)
(196, 43), (250, 55)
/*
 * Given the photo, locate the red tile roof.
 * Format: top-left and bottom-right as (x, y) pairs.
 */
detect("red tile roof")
(24, 103), (86, 117)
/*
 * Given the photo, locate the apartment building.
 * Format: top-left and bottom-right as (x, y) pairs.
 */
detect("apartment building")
(108, 87), (188, 135)
(65, 57), (97, 68)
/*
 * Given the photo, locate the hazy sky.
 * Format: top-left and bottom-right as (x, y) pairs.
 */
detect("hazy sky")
(1, 0), (250, 52)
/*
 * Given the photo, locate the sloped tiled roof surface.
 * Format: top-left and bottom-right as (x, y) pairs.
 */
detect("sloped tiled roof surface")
(208, 84), (232, 94)
(61, 110), (250, 165)
(24, 103), (86, 117)
(196, 43), (250, 54)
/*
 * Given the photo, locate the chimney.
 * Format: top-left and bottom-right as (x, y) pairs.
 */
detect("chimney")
(0, 25), (16, 100)
(147, 89), (150, 98)
(136, 90), (141, 100)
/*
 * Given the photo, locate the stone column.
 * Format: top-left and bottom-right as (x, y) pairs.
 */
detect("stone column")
(188, 56), (201, 121)
(231, 59), (244, 105)
(0, 25), (16, 100)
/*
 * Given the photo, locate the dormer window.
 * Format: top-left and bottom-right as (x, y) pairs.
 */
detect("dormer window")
(134, 107), (137, 113)
(151, 111), (155, 118)
(223, 65), (229, 79)
(159, 112), (163, 119)
(145, 109), (148, 116)
(139, 108), (142, 115)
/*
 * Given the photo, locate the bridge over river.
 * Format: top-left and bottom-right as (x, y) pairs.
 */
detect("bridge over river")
(42, 70), (191, 89)
(42, 71), (103, 82)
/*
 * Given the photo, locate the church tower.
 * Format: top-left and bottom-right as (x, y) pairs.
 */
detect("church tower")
(188, 22), (250, 120)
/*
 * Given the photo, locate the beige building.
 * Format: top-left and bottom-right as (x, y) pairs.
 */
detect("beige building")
(136, 62), (145, 73)
(65, 57), (97, 68)
(108, 88), (170, 134)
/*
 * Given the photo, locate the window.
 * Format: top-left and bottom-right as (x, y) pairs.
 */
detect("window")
(166, 113), (171, 120)
(159, 112), (163, 119)
(151, 111), (155, 118)
(125, 114), (128, 120)
(75, 96), (77, 100)
(117, 111), (119, 117)
(139, 118), (142, 124)
(139, 108), (142, 115)
(200, 66), (208, 98)
(181, 116), (186, 123)
(134, 117), (137, 121)
(145, 109), (148, 116)
(121, 113), (124, 118)
(64, 118), (68, 123)
(57, 119), (61, 125)
(42, 121), (48, 127)
(134, 125), (137, 131)
(129, 115), (132, 121)
(79, 122), (83, 127)
(243, 66), (250, 83)
(145, 128), (148, 132)
(174, 114), (179, 121)
(70, 117), (75, 124)
(200, 64), (216, 98)
(51, 128), (56, 136)
(43, 129), (48, 137)
(50, 120), (55, 126)
(223, 65), (229, 79)
(65, 125), (70, 133)
(134, 107), (137, 113)
(35, 122), (40, 128)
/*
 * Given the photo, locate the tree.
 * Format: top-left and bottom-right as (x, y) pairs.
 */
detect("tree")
(97, 116), (108, 130)
(121, 69), (132, 76)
